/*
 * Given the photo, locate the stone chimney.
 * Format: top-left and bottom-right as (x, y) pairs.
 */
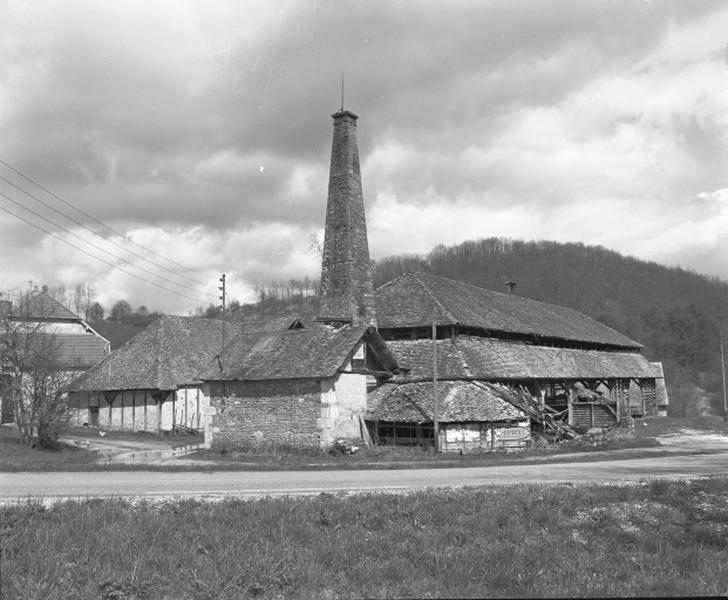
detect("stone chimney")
(318, 109), (376, 326)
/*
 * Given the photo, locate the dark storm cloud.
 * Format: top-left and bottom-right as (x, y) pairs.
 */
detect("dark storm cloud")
(1, 0), (726, 312)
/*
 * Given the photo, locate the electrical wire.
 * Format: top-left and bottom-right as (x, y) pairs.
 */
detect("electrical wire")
(0, 159), (211, 281)
(0, 200), (215, 306)
(0, 189), (219, 300)
(0, 173), (211, 288)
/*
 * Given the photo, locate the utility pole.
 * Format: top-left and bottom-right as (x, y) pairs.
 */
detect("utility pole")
(219, 274), (226, 372)
(432, 318), (439, 453)
(720, 316), (727, 423)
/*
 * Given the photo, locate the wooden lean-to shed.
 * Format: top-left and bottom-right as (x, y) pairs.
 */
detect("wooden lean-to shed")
(67, 315), (234, 433)
(367, 380), (531, 452)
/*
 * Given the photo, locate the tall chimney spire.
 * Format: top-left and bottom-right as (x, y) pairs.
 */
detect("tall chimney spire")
(318, 108), (376, 326)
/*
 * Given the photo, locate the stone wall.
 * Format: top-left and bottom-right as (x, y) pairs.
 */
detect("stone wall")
(206, 368), (370, 449)
(206, 379), (323, 449)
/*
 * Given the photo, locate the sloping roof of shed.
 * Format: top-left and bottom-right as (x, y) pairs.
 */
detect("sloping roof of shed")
(69, 315), (234, 392)
(8, 291), (79, 321)
(50, 334), (108, 370)
(199, 322), (396, 381)
(5, 331), (108, 371)
(388, 336), (655, 381)
(376, 272), (641, 349)
(367, 380), (528, 423)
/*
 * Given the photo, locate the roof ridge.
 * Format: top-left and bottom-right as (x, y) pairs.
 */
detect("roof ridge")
(374, 271), (413, 293)
(412, 272), (458, 323)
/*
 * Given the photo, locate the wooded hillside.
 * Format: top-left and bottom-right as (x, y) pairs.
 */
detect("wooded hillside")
(373, 238), (728, 417)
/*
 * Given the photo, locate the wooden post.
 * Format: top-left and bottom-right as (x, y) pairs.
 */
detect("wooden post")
(567, 386), (574, 426)
(157, 397), (162, 435)
(721, 334), (727, 423)
(432, 319), (439, 453)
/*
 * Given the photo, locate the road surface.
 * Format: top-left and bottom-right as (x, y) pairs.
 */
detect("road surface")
(1, 451), (727, 503)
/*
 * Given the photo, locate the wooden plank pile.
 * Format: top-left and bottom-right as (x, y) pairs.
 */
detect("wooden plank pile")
(474, 382), (580, 442)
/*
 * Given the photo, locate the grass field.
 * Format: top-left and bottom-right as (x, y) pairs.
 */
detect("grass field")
(2, 478), (727, 599)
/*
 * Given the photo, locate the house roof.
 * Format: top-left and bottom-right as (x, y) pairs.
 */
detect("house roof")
(68, 315), (234, 392)
(367, 380), (528, 423)
(199, 322), (397, 381)
(49, 334), (109, 370)
(376, 272), (641, 349)
(7, 290), (80, 321)
(3, 331), (108, 371)
(388, 335), (656, 381)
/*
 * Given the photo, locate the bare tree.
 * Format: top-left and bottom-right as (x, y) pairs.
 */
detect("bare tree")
(71, 282), (96, 320)
(0, 293), (75, 448)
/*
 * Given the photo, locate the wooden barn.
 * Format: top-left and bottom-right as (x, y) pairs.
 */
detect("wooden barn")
(67, 315), (234, 433)
(369, 271), (666, 447)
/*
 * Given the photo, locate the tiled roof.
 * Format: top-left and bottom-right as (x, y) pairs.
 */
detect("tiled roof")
(53, 334), (109, 369)
(4, 332), (108, 371)
(9, 291), (79, 321)
(376, 272), (641, 348)
(367, 380), (528, 423)
(69, 316), (234, 392)
(199, 322), (390, 381)
(388, 335), (655, 381)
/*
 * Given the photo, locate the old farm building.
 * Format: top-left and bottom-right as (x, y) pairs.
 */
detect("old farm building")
(200, 321), (398, 448)
(202, 106), (667, 451)
(368, 272), (667, 451)
(67, 316), (235, 432)
(0, 287), (109, 424)
(66, 107), (663, 448)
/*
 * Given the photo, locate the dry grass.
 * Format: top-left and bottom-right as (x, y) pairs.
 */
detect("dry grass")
(2, 478), (728, 599)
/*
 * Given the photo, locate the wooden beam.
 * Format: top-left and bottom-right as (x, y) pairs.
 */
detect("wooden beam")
(341, 368), (393, 377)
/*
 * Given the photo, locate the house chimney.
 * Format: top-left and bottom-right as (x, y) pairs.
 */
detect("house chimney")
(318, 108), (376, 327)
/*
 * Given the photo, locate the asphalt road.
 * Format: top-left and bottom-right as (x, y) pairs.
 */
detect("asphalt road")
(2, 451), (727, 503)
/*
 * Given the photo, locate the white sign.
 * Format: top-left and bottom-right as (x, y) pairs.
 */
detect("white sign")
(493, 427), (530, 441)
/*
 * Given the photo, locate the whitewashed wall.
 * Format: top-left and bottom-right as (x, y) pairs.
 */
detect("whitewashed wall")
(68, 386), (211, 432)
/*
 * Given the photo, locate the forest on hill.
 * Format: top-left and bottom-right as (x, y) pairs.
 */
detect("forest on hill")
(373, 238), (728, 417)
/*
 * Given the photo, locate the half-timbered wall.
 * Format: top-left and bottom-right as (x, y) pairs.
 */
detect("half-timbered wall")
(67, 386), (210, 433)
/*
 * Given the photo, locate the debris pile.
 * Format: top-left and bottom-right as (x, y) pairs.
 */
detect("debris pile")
(329, 438), (361, 455)
(477, 382), (579, 442)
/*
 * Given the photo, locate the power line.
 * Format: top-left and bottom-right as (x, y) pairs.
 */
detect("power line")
(0, 201), (214, 306)
(0, 173), (212, 288)
(0, 159), (211, 280)
(0, 189), (218, 300)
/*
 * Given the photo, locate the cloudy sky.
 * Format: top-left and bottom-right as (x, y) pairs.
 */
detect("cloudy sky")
(1, 0), (726, 314)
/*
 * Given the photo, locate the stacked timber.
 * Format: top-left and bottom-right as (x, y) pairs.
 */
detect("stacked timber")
(474, 382), (579, 442)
